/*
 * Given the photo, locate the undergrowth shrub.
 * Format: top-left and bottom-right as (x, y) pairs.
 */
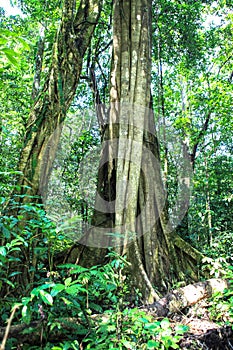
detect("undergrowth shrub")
(209, 266), (233, 324)
(0, 189), (190, 349)
(3, 253), (189, 350)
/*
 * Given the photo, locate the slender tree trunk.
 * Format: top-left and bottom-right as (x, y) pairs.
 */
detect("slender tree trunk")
(157, 53), (168, 186)
(204, 156), (213, 246)
(74, 0), (203, 303)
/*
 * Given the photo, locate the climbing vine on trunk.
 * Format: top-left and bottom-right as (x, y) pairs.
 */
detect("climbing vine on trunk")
(16, 0), (102, 204)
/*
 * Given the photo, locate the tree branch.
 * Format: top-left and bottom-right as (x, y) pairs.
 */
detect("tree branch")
(190, 112), (211, 168)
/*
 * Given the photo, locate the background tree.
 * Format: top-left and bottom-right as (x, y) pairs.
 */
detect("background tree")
(9, 0), (102, 208)
(152, 0), (233, 249)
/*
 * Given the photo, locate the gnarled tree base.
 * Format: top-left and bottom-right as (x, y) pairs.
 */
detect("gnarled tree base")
(55, 231), (205, 303)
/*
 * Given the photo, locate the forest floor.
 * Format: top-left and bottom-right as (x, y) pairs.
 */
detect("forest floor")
(169, 299), (233, 349)
(1, 287), (233, 349)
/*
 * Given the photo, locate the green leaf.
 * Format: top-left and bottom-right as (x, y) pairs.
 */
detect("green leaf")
(64, 277), (72, 286)
(1, 48), (19, 66)
(51, 284), (65, 297)
(13, 302), (22, 309)
(144, 322), (160, 331)
(138, 317), (150, 323)
(70, 266), (89, 274)
(107, 324), (116, 332)
(88, 302), (102, 312)
(6, 280), (15, 288)
(17, 37), (31, 50)
(31, 283), (55, 297)
(61, 297), (72, 305)
(11, 236), (26, 244)
(106, 283), (117, 291)
(122, 340), (134, 349)
(0, 38), (7, 45)
(22, 305), (28, 318)
(0, 29), (17, 38)
(9, 247), (21, 252)
(39, 290), (53, 305)
(160, 318), (170, 329)
(0, 247), (7, 256)
(147, 340), (160, 348)
(21, 304), (31, 324)
(168, 344), (179, 349)
(65, 284), (86, 295)
(175, 324), (189, 334)
(50, 322), (61, 331)
(22, 297), (31, 305)
(8, 271), (22, 277)
(31, 287), (39, 297)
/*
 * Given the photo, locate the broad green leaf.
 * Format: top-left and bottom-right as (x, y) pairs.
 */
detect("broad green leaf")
(22, 297), (31, 305)
(64, 277), (72, 286)
(21, 304), (31, 324)
(144, 322), (160, 330)
(138, 317), (150, 323)
(22, 305), (28, 318)
(39, 290), (53, 306)
(65, 284), (86, 295)
(17, 37), (31, 50)
(3, 53), (18, 65)
(61, 297), (72, 305)
(106, 283), (117, 291)
(31, 283), (55, 297)
(1, 48), (19, 56)
(0, 247), (7, 256)
(51, 284), (65, 296)
(147, 340), (160, 348)
(0, 38), (7, 45)
(160, 318), (170, 329)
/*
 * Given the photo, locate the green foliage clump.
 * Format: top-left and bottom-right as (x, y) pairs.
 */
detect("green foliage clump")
(4, 253), (188, 350)
(0, 212), (190, 350)
(83, 309), (188, 350)
(208, 266), (233, 324)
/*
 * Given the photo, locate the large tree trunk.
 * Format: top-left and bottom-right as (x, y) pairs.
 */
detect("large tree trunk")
(13, 0), (102, 206)
(73, 0), (203, 303)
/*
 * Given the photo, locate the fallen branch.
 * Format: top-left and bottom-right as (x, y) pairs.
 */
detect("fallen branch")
(0, 318), (84, 346)
(143, 278), (230, 316)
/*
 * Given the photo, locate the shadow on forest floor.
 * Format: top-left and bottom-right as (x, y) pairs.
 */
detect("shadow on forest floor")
(170, 300), (233, 349)
(179, 323), (233, 349)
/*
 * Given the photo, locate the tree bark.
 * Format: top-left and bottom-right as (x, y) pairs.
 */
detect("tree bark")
(13, 0), (102, 206)
(72, 0), (204, 303)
